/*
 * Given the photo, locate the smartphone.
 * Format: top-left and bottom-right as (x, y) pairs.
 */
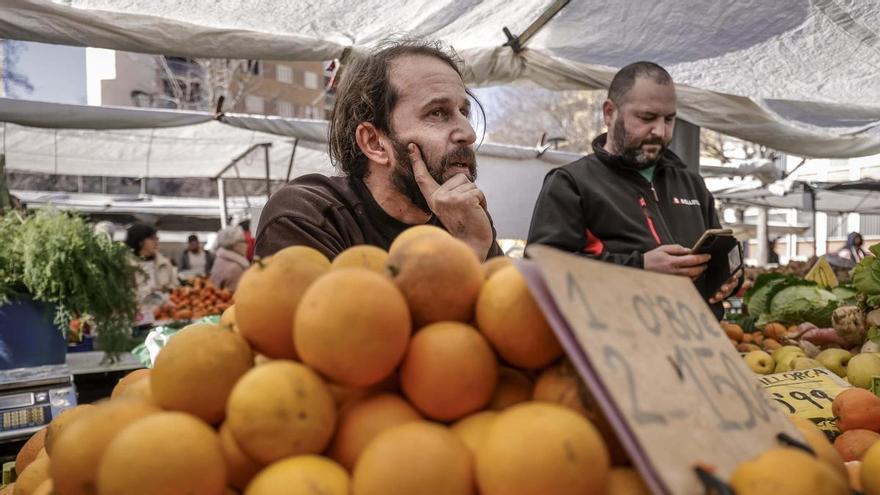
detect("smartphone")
(692, 228), (734, 254)
(691, 229), (742, 299)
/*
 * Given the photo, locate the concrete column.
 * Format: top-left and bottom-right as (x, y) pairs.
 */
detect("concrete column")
(756, 207), (769, 265)
(669, 119), (700, 175)
(816, 212), (828, 256)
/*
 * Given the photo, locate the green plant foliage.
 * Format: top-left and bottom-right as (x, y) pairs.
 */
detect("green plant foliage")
(0, 209), (139, 357)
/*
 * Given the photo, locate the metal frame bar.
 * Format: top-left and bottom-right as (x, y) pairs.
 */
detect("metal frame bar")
(503, 0), (570, 52)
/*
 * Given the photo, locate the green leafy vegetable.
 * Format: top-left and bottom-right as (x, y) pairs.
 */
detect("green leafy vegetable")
(744, 273), (790, 316)
(768, 284), (839, 327)
(0, 209), (139, 356)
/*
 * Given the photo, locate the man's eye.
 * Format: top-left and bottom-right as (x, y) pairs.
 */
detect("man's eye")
(665, 116), (675, 123)
(430, 109), (447, 118)
(460, 108), (470, 118)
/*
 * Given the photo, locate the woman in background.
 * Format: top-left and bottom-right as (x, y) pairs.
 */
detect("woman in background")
(210, 225), (250, 292)
(126, 223), (178, 323)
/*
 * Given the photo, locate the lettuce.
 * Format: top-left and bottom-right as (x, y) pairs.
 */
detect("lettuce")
(744, 273), (790, 316)
(768, 284), (839, 327)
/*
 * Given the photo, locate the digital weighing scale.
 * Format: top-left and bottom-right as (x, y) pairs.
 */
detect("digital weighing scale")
(0, 365), (76, 442)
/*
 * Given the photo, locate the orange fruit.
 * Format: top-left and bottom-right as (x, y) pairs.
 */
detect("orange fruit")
(488, 367), (533, 410)
(295, 269), (411, 387)
(245, 455), (350, 495)
(15, 429), (46, 476)
(388, 225), (450, 255)
(533, 359), (590, 416)
(352, 421), (474, 495)
(15, 449), (49, 495)
(476, 402), (610, 495)
(219, 422), (264, 491)
(731, 447), (848, 495)
(330, 245), (389, 273)
(451, 410), (499, 455)
(96, 412), (227, 495)
(607, 467), (650, 494)
(481, 256), (513, 280)
(234, 249), (327, 359)
(833, 388), (880, 432)
(110, 368), (150, 399)
(401, 322), (498, 421)
(847, 461), (862, 492)
(329, 393), (422, 471)
(226, 361), (336, 464)
(476, 266), (562, 369)
(271, 245), (331, 269)
(50, 399), (160, 495)
(151, 323), (254, 424)
(835, 429), (880, 462)
(31, 479), (52, 495)
(114, 374), (156, 405)
(387, 234), (483, 328)
(219, 304), (237, 330)
(788, 415), (847, 483)
(44, 404), (96, 456)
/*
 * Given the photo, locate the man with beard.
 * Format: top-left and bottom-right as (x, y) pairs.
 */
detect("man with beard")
(255, 40), (501, 261)
(527, 61), (738, 316)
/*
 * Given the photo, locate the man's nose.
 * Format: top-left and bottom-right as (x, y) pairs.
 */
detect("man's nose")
(452, 114), (477, 145)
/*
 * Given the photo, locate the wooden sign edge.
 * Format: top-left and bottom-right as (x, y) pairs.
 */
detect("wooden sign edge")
(513, 255), (671, 495)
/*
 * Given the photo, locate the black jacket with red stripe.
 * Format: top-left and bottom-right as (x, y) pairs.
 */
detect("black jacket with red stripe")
(527, 133), (723, 314)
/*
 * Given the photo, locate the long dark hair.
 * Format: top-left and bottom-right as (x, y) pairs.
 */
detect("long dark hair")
(328, 39), (483, 178)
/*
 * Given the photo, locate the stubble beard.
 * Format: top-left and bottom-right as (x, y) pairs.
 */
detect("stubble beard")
(388, 135), (478, 214)
(611, 118), (665, 170)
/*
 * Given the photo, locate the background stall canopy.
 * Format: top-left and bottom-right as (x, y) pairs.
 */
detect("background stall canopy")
(3, 0), (880, 158)
(0, 97), (580, 240)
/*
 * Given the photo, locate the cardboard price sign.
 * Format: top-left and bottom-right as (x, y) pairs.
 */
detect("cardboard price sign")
(522, 246), (802, 495)
(760, 367), (850, 437)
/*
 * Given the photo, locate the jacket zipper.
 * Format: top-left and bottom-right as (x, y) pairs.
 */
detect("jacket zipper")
(650, 181), (659, 202)
(639, 197), (662, 245)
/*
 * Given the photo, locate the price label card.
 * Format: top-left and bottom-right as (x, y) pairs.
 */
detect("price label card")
(522, 246), (802, 495)
(760, 368), (849, 437)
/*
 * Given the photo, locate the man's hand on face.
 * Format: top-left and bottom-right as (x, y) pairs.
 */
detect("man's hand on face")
(409, 143), (493, 261)
(642, 244), (710, 279)
(709, 272), (742, 304)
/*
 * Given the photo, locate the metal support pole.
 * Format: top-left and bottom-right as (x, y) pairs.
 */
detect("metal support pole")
(264, 144), (271, 200)
(218, 177), (228, 228)
(669, 119), (701, 175)
(286, 139), (299, 183)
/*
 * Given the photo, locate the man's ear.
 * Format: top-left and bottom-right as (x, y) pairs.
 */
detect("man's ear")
(602, 99), (616, 128)
(355, 123), (391, 166)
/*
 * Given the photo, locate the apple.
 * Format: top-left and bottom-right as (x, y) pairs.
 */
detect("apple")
(772, 345), (806, 364)
(846, 353), (880, 389)
(775, 352), (808, 373)
(816, 349), (853, 378)
(744, 351), (775, 375)
(790, 357), (822, 371)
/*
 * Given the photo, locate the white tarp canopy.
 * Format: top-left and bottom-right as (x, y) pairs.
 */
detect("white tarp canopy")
(3, 0), (880, 158)
(0, 97), (580, 239)
(715, 181), (880, 215)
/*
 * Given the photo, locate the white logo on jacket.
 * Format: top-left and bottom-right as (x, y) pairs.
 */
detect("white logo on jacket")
(672, 196), (700, 206)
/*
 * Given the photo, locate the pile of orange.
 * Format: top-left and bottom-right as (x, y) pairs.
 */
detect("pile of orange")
(154, 277), (233, 321)
(8, 227), (649, 495)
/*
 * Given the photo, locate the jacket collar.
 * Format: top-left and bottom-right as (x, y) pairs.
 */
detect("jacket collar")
(591, 133), (687, 172)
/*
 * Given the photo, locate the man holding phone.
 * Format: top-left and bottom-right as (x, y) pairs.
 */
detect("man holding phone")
(256, 40), (502, 261)
(527, 61), (739, 317)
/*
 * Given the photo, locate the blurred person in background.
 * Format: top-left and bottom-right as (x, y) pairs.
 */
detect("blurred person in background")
(239, 219), (255, 262)
(126, 223), (179, 320)
(179, 233), (214, 277)
(210, 225), (250, 292)
(835, 232), (869, 267)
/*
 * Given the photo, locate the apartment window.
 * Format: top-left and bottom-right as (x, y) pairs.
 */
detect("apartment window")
(304, 71), (319, 89)
(276, 101), (293, 118)
(245, 95), (265, 114)
(276, 65), (293, 84)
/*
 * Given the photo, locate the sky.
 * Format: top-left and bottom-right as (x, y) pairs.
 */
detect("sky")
(4, 41), (87, 104)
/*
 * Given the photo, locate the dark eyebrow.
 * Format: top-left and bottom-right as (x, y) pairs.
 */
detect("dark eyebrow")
(421, 96), (470, 111)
